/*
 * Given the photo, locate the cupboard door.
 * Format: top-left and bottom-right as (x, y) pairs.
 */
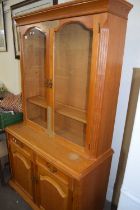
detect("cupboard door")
(20, 23), (53, 133)
(37, 163), (71, 210)
(53, 17), (93, 147)
(11, 150), (33, 199)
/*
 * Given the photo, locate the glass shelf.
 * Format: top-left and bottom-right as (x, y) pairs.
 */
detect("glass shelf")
(55, 102), (86, 124)
(28, 96), (47, 109)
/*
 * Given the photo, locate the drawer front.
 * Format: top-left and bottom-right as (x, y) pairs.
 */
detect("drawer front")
(8, 135), (33, 160)
(37, 163), (72, 210)
(36, 155), (70, 186)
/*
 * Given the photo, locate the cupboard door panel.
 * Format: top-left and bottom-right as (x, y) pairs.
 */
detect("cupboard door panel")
(54, 20), (93, 147)
(21, 25), (49, 131)
(37, 163), (71, 210)
(12, 151), (33, 199)
(39, 175), (68, 210)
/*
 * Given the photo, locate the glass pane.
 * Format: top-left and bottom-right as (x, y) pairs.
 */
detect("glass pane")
(23, 27), (47, 129)
(54, 23), (92, 146)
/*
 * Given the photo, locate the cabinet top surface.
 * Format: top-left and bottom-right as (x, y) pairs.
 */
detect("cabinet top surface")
(6, 123), (112, 180)
(6, 123), (96, 180)
(14, 0), (133, 26)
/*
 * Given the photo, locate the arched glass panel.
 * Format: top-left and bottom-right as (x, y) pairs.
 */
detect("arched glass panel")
(54, 23), (92, 146)
(23, 27), (47, 129)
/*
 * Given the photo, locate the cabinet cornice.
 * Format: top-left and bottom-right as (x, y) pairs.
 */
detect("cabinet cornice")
(14, 0), (133, 26)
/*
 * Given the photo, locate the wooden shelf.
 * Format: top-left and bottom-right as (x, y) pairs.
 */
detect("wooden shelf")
(30, 117), (47, 129)
(28, 96), (47, 109)
(55, 103), (87, 124)
(55, 128), (84, 146)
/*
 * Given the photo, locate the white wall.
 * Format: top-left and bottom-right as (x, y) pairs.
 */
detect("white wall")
(0, 0), (23, 94)
(107, 0), (140, 201)
(117, 90), (140, 210)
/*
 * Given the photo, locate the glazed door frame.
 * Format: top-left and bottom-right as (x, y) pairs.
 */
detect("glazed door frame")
(19, 22), (52, 132)
(50, 14), (110, 156)
(19, 13), (110, 157)
(51, 15), (101, 154)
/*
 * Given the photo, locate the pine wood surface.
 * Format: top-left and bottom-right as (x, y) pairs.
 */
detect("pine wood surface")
(6, 123), (113, 181)
(14, 0), (132, 26)
(55, 103), (87, 124)
(18, 12), (129, 155)
(28, 96), (48, 109)
(6, 1), (132, 209)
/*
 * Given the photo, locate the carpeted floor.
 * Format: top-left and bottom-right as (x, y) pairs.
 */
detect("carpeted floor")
(0, 165), (117, 210)
(0, 183), (117, 210)
(0, 184), (31, 210)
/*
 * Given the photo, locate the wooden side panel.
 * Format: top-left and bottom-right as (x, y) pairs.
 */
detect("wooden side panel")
(88, 14), (128, 157)
(96, 14), (127, 156)
(73, 155), (112, 210)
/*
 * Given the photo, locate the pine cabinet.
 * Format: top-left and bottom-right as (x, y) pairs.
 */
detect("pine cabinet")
(36, 157), (71, 210)
(6, 1), (132, 210)
(8, 134), (72, 210)
(8, 136), (34, 200)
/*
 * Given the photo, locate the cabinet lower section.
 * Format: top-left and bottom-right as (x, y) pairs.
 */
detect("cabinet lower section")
(7, 130), (112, 210)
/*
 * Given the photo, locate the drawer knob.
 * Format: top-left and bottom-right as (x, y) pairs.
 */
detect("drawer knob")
(47, 163), (57, 173)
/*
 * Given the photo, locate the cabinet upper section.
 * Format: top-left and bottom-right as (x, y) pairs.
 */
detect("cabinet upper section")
(14, 0), (133, 26)
(15, 0), (132, 157)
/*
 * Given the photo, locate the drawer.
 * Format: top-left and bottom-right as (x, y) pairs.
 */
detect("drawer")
(36, 155), (70, 186)
(9, 135), (33, 160)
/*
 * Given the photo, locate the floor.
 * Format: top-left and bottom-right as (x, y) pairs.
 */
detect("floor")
(0, 184), (117, 210)
(0, 164), (117, 210)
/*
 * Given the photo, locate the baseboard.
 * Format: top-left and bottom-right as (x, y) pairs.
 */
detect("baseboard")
(118, 189), (140, 210)
(106, 186), (113, 202)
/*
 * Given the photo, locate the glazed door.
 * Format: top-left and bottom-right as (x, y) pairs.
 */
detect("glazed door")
(20, 22), (53, 133)
(53, 16), (95, 148)
(36, 161), (71, 210)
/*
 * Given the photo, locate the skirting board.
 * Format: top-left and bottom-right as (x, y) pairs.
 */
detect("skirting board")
(106, 186), (114, 202)
(118, 189), (140, 210)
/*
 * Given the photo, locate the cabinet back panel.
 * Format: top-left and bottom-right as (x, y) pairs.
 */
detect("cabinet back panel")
(27, 103), (47, 129)
(55, 113), (85, 146)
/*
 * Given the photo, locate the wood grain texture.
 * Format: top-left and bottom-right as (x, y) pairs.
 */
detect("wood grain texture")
(37, 162), (70, 210)
(14, 0), (132, 26)
(91, 14), (128, 157)
(6, 124), (95, 180)
(9, 143), (34, 200)
(73, 155), (112, 210)
(6, 1), (132, 210)
(7, 129), (113, 210)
